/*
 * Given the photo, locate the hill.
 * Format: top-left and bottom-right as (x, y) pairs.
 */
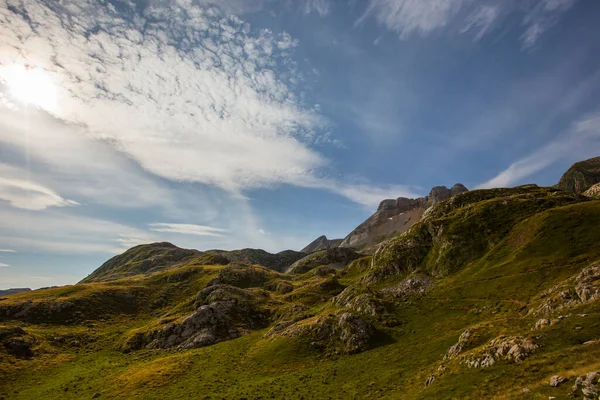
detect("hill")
(81, 244), (306, 283)
(0, 288), (31, 297)
(339, 183), (467, 251)
(300, 235), (343, 253)
(557, 156), (600, 193)
(2, 183), (600, 399)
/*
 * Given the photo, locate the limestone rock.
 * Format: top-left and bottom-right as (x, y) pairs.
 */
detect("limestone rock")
(276, 312), (374, 355)
(571, 371), (599, 399)
(584, 183), (600, 199)
(338, 184), (468, 250)
(550, 375), (567, 387)
(123, 286), (269, 351)
(464, 336), (537, 368)
(529, 262), (600, 317)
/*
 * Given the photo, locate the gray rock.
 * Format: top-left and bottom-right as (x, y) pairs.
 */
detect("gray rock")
(550, 375), (567, 387)
(276, 312), (374, 355)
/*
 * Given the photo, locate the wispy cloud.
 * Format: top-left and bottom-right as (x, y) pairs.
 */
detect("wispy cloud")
(0, 263), (9, 268)
(149, 223), (227, 237)
(358, 0), (579, 46)
(0, 164), (78, 211)
(0, 249), (15, 253)
(477, 111), (600, 189)
(302, 0), (332, 16)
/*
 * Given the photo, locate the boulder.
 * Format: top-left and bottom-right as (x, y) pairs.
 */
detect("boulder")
(550, 375), (567, 387)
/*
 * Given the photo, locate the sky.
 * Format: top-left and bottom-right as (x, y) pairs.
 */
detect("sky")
(1, 0), (600, 289)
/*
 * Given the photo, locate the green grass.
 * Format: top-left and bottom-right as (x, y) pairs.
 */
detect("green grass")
(2, 190), (600, 399)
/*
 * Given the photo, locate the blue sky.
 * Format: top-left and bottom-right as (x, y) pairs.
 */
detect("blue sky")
(1, 0), (600, 289)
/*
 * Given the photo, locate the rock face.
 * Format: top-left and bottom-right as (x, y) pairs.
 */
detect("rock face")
(301, 235), (343, 253)
(339, 184), (468, 250)
(286, 247), (361, 274)
(528, 261), (600, 317)
(584, 183), (600, 199)
(276, 312), (374, 355)
(123, 284), (269, 351)
(557, 156), (600, 194)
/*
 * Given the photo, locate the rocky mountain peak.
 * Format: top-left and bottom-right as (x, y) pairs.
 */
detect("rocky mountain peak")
(340, 184), (469, 250)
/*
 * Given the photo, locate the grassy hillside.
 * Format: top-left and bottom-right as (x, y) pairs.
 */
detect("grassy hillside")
(2, 186), (600, 399)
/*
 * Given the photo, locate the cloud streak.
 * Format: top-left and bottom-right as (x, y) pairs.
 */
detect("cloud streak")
(0, 263), (9, 268)
(149, 223), (227, 237)
(477, 110), (600, 189)
(0, 164), (78, 211)
(358, 0), (579, 46)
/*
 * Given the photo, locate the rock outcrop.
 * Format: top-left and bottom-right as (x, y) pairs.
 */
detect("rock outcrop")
(557, 156), (600, 194)
(286, 247), (361, 274)
(571, 371), (599, 398)
(276, 312), (374, 355)
(528, 261), (600, 317)
(301, 235), (343, 253)
(123, 285), (269, 351)
(464, 336), (538, 368)
(584, 183), (600, 199)
(339, 184), (468, 250)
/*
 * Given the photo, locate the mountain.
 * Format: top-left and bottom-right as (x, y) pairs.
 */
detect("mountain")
(80, 243), (306, 283)
(3, 164), (600, 399)
(0, 288), (31, 297)
(557, 156), (600, 193)
(339, 183), (468, 250)
(300, 235), (343, 253)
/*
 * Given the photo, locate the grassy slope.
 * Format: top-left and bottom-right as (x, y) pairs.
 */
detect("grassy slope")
(2, 195), (600, 399)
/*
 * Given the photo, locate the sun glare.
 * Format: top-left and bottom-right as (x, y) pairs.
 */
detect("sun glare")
(0, 64), (59, 113)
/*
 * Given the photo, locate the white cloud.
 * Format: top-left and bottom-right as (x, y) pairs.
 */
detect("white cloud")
(0, 249), (16, 253)
(149, 223), (227, 237)
(477, 111), (600, 189)
(0, 0), (327, 194)
(0, 164), (78, 210)
(0, 263), (9, 268)
(302, 0), (332, 16)
(358, 0), (579, 46)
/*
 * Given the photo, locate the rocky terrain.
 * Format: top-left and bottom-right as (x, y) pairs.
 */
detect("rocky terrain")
(557, 156), (600, 194)
(338, 183), (468, 250)
(1, 158), (600, 399)
(300, 235), (343, 253)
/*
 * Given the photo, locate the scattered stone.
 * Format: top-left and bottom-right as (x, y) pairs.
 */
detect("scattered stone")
(530, 262), (600, 316)
(445, 328), (472, 360)
(424, 375), (435, 387)
(532, 318), (551, 331)
(571, 371), (599, 399)
(521, 387), (530, 393)
(464, 336), (537, 368)
(550, 375), (567, 387)
(91, 393), (101, 399)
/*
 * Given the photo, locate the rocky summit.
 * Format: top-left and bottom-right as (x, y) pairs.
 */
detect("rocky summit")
(338, 183), (468, 250)
(2, 162), (600, 399)
(300, 235), (343, 254)
(557, 156), (600, 194)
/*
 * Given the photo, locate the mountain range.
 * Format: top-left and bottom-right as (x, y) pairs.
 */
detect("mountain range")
(1, 156), (600, 399)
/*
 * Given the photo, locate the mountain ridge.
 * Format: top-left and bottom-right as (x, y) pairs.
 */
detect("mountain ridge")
(2, 158), (600, 399)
